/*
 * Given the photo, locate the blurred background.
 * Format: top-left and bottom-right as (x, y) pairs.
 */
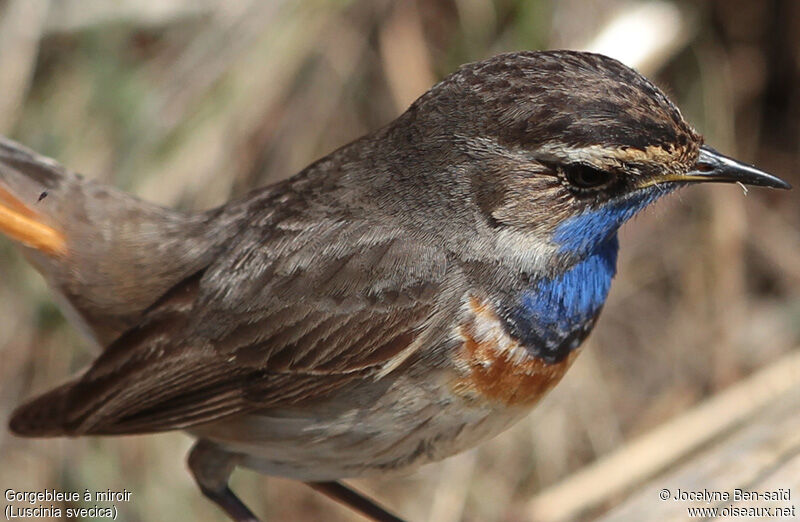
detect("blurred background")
(0, 0), (797, 520)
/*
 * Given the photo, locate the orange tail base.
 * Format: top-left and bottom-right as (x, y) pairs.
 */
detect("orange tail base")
(0, 187), (66, 256)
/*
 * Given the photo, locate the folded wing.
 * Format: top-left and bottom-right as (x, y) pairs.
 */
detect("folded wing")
(10, 216), (452, 436)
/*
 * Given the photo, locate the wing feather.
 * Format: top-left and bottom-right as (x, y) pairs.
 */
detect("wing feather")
(10, 219), (451, 436)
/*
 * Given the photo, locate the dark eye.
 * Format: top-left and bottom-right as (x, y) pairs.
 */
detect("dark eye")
(562, 163), (615, 191)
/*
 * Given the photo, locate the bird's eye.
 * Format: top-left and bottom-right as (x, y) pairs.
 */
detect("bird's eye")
(562, 163), (615, 191)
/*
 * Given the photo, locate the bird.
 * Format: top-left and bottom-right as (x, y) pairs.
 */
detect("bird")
(1, 50), (790, 522)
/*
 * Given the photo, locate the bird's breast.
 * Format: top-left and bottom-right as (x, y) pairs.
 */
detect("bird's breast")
(450, 237), (618, 406)
(450, 295), (580, 407)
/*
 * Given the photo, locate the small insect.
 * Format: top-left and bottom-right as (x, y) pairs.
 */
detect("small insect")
(37, 191), (48, 202)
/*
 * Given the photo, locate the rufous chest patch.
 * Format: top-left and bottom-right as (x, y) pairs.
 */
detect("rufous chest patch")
(451, 296), (579, 407)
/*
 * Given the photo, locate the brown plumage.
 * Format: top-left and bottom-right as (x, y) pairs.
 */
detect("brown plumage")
(2, 50), (789, 522)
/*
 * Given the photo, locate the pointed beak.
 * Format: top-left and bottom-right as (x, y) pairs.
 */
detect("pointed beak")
(644, 145), (791, 190)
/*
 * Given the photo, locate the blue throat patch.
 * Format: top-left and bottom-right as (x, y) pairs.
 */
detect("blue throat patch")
(507, 187), (671, 363)
(511, 236), (618, 363)
(522, 236), (618, 329)
(553, 190), (663, 254)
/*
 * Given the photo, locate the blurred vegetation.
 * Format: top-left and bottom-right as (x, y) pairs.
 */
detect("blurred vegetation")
(0, 1), (797, 521)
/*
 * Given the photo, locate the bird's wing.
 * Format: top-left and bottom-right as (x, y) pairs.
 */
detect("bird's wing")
(10, 215), (453, 436)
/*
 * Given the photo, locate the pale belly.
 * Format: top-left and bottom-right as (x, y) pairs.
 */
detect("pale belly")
(191, 371), (532, 481)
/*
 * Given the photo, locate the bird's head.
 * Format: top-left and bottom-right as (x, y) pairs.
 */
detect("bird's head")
(397, 50), (790, 261)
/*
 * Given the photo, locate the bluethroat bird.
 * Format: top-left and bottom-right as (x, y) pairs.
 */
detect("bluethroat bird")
(2, 51), (790, 522)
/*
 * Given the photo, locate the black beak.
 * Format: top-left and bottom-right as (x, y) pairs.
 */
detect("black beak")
(680, 145), (791, 189)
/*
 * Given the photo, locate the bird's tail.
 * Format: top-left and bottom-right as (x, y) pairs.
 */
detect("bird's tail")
(7, 379), (76, 437)
(0, 139), (70, 256)
(0, 137), (215, 345)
